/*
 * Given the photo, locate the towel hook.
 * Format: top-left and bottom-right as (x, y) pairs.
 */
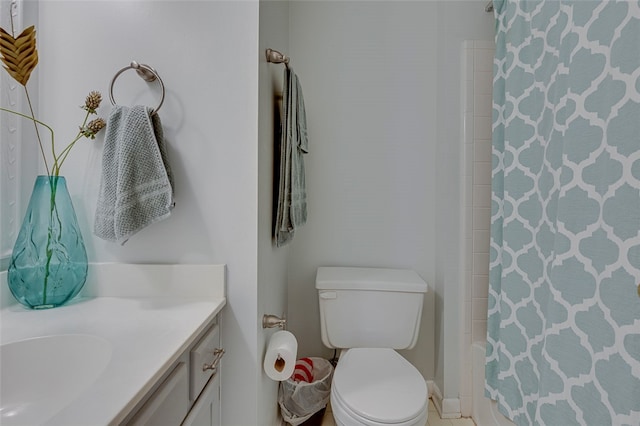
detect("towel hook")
(266, 48), (290, 69)
(109, 61), (165, 114)
(262, 314), (287, 329)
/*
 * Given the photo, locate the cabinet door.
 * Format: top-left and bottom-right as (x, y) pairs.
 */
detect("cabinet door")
(181, 372), (220, 426)
(127, 362), (190, 426)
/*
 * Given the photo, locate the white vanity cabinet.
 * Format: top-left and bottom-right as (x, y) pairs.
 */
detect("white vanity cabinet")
(123, 317), (224, 426)
(0, 264), (227, 426)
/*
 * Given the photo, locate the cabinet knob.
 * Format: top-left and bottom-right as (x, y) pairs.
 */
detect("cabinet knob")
(203, 348), (225, 372)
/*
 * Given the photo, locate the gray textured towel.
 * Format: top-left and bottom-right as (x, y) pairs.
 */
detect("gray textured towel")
(94, 105), (174, 244)
(275, 68), (308, 246)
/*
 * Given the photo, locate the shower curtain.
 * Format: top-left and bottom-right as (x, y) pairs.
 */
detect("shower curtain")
(486, 1), (640, 425)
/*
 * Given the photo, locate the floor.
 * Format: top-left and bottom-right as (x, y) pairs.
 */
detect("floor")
(316, 399), (477, 426)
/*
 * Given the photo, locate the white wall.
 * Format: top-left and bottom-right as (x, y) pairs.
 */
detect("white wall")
(258, 1), (290, 424)
(0, 0), (39, 267)
(36, 1), (261, 424)
(286, 0), (438, 379)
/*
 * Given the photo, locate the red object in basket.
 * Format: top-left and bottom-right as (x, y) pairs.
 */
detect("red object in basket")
(292, 357), (314, 382)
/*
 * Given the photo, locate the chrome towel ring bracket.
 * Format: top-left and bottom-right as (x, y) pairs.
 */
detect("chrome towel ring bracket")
(109, 61), (165, 114)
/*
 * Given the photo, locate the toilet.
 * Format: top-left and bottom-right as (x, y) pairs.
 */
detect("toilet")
(316, 266), (429, 426)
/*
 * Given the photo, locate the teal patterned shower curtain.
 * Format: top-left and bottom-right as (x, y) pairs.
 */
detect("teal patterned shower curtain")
(486, 1), (640, 425)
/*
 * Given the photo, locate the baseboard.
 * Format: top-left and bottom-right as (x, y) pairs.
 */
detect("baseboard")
(428, 380), (461, 419)
(426, 379), (436, 398)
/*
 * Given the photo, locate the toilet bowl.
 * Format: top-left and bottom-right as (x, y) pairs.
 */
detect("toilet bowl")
(330, 348), (428, 426)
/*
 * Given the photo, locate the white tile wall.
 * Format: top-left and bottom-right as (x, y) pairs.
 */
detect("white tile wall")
(458, 40), (494, 417)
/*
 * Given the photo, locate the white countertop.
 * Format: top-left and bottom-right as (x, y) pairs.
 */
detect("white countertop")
(0, 263), (226, 426)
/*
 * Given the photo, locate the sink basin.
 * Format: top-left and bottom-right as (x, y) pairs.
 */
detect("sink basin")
(0, 334), (112, 425)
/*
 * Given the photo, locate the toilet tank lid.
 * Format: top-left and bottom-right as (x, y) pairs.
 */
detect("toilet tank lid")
(315, 267), (428, 293)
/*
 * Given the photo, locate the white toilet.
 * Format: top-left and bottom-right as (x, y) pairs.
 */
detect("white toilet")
(316, 266), (429, 426)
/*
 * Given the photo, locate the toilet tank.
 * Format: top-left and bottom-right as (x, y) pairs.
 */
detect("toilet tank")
(316, 267), (428, 350)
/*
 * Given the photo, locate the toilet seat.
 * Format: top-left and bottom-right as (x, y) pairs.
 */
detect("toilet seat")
(331, 389), (428, 426)
(331, 348), (428, 426)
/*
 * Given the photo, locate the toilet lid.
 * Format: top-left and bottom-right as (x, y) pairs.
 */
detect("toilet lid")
(333, 348), (427, 424)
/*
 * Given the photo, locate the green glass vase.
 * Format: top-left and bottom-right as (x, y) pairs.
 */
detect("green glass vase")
(8, 176), (88, 309)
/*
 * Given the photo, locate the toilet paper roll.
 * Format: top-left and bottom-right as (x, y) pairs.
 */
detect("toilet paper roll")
(264, 330), (298, 381)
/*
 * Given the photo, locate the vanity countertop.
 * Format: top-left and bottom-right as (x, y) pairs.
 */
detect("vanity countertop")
(0, 263), (226, 426)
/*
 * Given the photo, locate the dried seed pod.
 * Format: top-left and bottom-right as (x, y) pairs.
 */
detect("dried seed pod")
(0, 25), (38, 86)
(84, 91), (103, 113)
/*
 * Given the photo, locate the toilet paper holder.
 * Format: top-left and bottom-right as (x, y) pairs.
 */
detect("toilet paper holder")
(262, 314), (286, 329)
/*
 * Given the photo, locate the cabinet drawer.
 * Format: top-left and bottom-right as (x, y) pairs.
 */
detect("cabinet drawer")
(127, 362), (190, 426)
(190, 323), (223, 400)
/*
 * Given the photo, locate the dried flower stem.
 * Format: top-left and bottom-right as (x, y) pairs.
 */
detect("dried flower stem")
(24, 87), (51, 175)
(0, 106), (55, 146)
(6, 14), (50, 174)
(53, 109), (92, 174)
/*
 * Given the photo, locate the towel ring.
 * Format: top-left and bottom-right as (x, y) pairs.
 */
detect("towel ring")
(109, 61), (165, 114)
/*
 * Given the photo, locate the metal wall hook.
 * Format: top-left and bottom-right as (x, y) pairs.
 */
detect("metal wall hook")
(485, 1), (494, 13)
(262, 314), (286, 329)
(109, 61), (165, 114)
(130, 61), (157, 82)
(266, 48), (290, 69)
